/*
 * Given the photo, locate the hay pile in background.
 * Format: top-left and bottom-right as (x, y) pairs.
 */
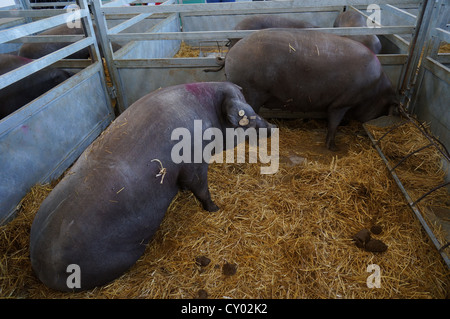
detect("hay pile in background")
(1, 119), (449, 299)
(439, 43), (450, 53)
(173, 41), (226, 58)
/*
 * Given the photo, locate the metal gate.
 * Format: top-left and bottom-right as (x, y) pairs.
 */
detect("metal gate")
(0, 0), (115, 223)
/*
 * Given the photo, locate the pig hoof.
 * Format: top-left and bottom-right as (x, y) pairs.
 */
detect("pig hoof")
(325, 139), (339, 151)
(204, 202), (220, 212)
(327, 143), (339, 152)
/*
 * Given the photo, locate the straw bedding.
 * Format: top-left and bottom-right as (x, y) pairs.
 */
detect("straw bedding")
(365, 120), (450, 251)
(439, 43), (450, 53)
(1, 117), (449, 299)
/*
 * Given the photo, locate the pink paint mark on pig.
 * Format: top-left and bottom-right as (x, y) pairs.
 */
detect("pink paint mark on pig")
(17, 56), (33, 64)
(185, 83), (211, 96)
(184, 83), (214, 107)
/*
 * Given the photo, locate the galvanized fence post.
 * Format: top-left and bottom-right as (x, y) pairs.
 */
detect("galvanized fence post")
(78, 0), (103, 64)
(17, 0), (32, 24)
(408, 0), (448, 115)
(17, 0), (31, 10)
(397, 0), (437, 111)
(428, 0), (449, 59)
(90, 0), (127, 113)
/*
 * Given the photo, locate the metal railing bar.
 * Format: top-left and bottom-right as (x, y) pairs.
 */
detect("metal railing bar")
(411, 181), (450, 206)
(0, 37), (94, 91)
(108, 26), (415, 42)
(0, 9), (89, 44)
(389, 143), (434, 171)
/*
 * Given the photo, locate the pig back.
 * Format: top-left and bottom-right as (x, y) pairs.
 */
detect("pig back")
(225, 29), (384, 113)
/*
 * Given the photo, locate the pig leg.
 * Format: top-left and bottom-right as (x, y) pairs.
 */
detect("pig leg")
(243, 88), (270, 113)
(178, 164), (219, 212)
(326, 106), (351, 151)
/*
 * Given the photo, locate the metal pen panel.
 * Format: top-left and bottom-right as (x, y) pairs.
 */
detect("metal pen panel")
(0, 63), (114, 223)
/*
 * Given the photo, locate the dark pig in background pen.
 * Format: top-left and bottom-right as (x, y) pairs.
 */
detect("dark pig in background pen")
(333, 10), (382, 54)
(0, 54), (73, 119)
(18, 23), (122, 59)
(224, 29), (397, 150)
(229, 14), (318, 48)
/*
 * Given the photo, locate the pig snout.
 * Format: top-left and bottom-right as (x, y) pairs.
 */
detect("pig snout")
(249, 115), (277, 137)
(252, 115), (277, 129)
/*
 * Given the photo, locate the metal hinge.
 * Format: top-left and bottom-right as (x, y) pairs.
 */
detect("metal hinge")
(107, 85), (117, 99)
